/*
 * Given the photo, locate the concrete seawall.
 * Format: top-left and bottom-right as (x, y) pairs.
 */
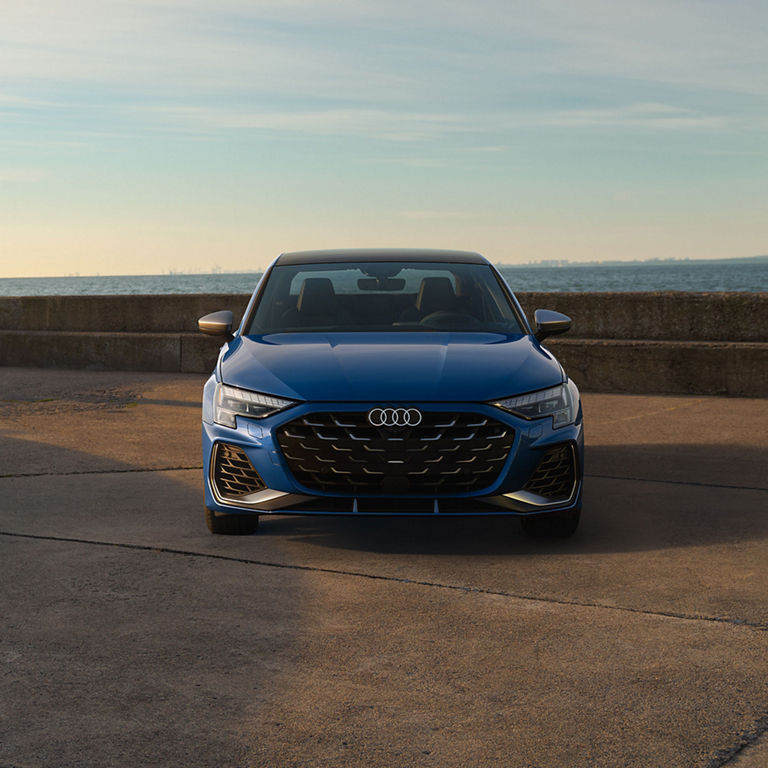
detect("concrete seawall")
(1, 292), (766, 396)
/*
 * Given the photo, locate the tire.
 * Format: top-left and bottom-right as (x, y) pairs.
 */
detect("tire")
(520, 507), (580, 538)
(205, 508), (260, 535)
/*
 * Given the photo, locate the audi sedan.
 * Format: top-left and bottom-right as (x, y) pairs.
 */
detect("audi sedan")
(199, 249), (583, 537)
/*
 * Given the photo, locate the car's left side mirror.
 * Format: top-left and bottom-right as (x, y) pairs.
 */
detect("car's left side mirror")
(533, 309), (572, 341)
(198, 310), (234, 340)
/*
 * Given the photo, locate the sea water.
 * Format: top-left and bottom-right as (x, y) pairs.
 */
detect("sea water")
(1, 261), (766, 296)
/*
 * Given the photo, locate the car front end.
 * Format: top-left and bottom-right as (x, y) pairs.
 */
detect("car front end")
(200, 250), (583, 536)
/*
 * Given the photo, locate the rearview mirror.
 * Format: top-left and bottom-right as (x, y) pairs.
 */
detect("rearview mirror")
(198, 310), (234, 339)
(533, 309), (571, 341)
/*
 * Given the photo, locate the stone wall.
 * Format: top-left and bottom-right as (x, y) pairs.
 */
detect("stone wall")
(1, 293), (766, 396)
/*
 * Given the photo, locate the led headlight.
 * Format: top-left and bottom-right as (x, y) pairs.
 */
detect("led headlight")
(214, 383), (296, 428)
(491, 381), (578, 428)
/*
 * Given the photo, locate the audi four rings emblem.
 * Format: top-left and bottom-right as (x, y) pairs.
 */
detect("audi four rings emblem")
(368, 407), (423, 427)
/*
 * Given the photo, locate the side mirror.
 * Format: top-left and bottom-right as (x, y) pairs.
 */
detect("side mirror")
(533, 309), (571, 341)
(198, 310), (234, 339)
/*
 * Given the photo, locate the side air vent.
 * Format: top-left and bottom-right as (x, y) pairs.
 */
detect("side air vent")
(213, 442), (265, 499)
(522, 444), (576, 500)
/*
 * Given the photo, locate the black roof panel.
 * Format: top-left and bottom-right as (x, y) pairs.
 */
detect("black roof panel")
(276, 248), (489, 266)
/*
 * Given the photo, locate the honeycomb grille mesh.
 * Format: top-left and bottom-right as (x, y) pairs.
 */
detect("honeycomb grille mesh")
(276, 411), (514, 495)
(213, 443), (265, 499)
(523, 444), (575, 500)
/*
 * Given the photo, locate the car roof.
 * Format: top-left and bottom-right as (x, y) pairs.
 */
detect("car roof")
(276, 249), (489, 266)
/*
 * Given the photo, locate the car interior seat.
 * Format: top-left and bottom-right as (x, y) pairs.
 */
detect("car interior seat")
(399, 276), (457, 322)
(281, 277), (341, 328)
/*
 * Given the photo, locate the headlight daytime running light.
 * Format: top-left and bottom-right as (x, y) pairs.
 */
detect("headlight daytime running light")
(491, 382), (578, 428)
(214, 383), (296, 428)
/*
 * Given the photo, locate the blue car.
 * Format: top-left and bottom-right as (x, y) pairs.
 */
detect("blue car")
(199, 249), (583, 537)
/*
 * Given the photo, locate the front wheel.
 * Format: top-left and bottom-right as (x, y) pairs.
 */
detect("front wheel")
(205, 508), (260, 535)
(520, 507), (580, 538)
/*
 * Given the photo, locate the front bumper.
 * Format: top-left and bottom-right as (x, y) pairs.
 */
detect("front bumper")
(202, 380), (584, 518)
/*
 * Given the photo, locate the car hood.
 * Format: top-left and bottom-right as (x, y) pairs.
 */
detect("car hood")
(220, 332), (563, 403)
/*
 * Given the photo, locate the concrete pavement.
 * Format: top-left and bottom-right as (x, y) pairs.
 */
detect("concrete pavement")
(1, 368), (767, 767)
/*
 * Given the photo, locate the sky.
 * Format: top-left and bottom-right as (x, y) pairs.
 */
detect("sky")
(1, 0), (766, 277)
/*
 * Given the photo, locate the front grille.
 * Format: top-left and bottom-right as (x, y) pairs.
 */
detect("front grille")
(213, 442), (265, 499)
(275, 411), (514, 495)
(523, 444), (575, 500)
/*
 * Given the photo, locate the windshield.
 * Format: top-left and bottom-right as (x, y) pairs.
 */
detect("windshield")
(247, 261), (524, 334)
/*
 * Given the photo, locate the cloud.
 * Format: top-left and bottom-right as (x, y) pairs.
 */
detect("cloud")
(400, 210), (483, 220)
(0, 168), (47, 183)
(124, 101), (734, 143)
(2, 0), (766, 98)
(130, 105), (469, 142)
(528, 103), (731, 131)
(0, 92), (60, 108)
(2, 0), (762, 155)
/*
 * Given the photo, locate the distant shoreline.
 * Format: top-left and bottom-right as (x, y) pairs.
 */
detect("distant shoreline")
(1, 254), (766, 282)
(499, 254), (768, 269)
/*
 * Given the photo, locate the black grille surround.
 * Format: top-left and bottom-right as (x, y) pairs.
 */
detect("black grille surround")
(213, 442), (265, 499)
(275, 411), (515, 495)
(523, 444), (576, 501)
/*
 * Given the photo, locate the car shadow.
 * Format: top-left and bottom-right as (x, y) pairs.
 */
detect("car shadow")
(1, 430), (765, 557)
(256, 441), (768, 556)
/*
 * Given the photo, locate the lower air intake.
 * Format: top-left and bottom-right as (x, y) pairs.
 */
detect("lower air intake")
(523, 444), (576, 501)
(213, 442), (265, 499)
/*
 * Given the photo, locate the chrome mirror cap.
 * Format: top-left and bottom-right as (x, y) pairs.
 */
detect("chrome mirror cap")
(534, 309), (572, 341)
(198, 310), (234, 338)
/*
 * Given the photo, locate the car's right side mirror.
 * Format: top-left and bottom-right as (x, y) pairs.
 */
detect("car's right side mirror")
(533, 309), (572, 341)
(198, 310), (234, 339)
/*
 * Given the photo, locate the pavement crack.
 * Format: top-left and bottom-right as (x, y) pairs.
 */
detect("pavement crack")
(2, 530), (767, 633)
(706, 715), (768, 766)
(585, 473), (768, 493)
(0, 466), (202, 479)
